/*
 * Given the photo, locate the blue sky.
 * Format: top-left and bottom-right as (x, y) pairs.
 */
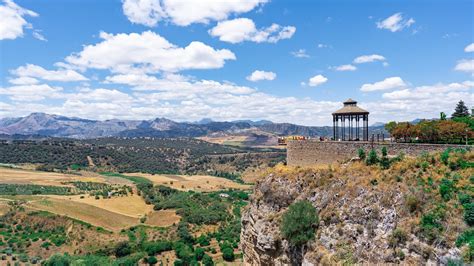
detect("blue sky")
(0, 0), (473, 125)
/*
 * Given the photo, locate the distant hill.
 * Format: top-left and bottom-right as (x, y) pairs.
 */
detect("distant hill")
(0, 113), (387, 140)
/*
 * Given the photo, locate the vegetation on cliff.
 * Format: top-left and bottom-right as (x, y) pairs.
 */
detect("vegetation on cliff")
(241, 147), (473, 264)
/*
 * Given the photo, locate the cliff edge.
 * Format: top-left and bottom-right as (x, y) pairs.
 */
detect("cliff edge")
(241, 148), (473, 265)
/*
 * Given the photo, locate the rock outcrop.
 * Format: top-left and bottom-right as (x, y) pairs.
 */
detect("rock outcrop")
(241, 157), (470, 265)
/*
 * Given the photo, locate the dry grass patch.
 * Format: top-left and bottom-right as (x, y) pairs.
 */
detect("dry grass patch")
(0, 167), (106, 186)
(47, 194), (154, 218)
(27, 197), (139, 231)
(145, 210), (181, 227)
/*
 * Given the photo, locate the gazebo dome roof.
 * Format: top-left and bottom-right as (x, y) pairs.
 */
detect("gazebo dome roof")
(332, 99), (369, 115)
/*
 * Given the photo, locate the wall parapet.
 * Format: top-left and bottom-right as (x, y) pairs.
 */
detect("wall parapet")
(287, 140), (471, 167)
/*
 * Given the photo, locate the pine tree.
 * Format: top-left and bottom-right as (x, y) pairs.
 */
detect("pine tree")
(452, 100), (470, 118)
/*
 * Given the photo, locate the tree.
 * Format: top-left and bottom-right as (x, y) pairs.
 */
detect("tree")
(221, 247), (235, 261)
(452, 100), (470, 118)
(202, 254), (214, 266)
(357, 148), (366, 160)
(440, 112), (447, 120)
(281, 200), (318, 247)
(385, 121), (398, 135)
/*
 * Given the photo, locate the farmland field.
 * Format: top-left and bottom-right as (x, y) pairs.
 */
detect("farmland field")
(0, 167), (106, 186)
(123, 172), (251, 191)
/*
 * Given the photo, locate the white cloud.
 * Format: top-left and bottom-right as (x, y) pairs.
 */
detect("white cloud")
(464, 43), (474, 53)
(0, 84), (63, 101)
(376, 12), (415, 32)
(353, 54), (386, 64)
(246, 70), (276, 82)
(317, 43), (329, 48)
(332, 64), (357, 71)
(307, 75), (328, 87)
(360, 77), (406, 92)
(64, 31), (236, 74)
(455, 59), (474, 74)
(122, 0), (268, 27)
(291, 49), (309, 58)
(8, 76), (39, 85)
(10, 64), (88, 82)
(32, 30), (47, 41)
(0, 0), (38, 40)
(208, 18), (295, 44)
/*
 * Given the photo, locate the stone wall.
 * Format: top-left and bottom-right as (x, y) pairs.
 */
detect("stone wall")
(287, 140), (470, 167)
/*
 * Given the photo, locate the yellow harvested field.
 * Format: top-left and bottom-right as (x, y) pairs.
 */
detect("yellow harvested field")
(28, 197), (139, 231)
(146, 210), (181, 227)
(0, 168), (105, 186)
(47, 194), (154, 218)
(123, 173), (251, 191)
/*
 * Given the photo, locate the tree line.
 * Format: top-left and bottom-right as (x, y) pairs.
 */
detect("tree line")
(385, 100), (473, 144)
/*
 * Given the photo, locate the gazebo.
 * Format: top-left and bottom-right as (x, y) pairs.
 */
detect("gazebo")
(332, 98), (369, 141)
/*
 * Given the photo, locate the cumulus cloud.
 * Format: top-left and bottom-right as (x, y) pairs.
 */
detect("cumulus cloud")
(376, 12), (415, 32)
(64, 31), (236, 74)
(465, 43), (474, 52)
(10, 64), (88, 82)
(209, 18), (295, 44)
(307, 75), (328, 87)
(122, 0), (268, 27)
(0, 0), (38, 40)
(353, 54), (386, 64)
(291, 49), (309, 58)
(0, 84), (63, 101)
(246, 70), (276, 82)
(1, 76), (473, 125)
(455, 59), (474, 74)
(332, 64), (357, 71)
(360, 77), (406, 92)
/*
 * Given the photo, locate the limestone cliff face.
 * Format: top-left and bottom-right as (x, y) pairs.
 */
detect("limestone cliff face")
(241, 164), (466, 265)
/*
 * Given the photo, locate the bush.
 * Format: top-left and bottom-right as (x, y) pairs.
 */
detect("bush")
(388, 228), (408, 247)
(146, 256), (158, 265)
(281, 200), (318, 246)
(114, 241), (132, 257)
(195, 247), (205, 261)
(357, 148), (366, 160)
(221, 247), (235, 261)
(366, 149), (378, 166)
(463, 203), (474, 226)
(455, 229), (474, 247)
(202, 254), (214, 266)
(439, 178), (455, 201)
(441, 149), (450, 165)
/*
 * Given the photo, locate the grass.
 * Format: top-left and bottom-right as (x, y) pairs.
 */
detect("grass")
(99, 172), (153, 185)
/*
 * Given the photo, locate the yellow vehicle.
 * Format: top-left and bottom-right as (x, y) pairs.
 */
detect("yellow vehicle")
(277, 136), (308, 145)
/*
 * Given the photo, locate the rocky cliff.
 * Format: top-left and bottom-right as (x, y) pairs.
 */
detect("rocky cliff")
(241, 149), (473, 265)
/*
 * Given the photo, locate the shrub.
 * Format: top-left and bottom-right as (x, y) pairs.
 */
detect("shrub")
(146, 256), (158, 265)
(388, 228), (408, 248)
(195, 247), (205, 261)
(221, 247), (235, 261)
(441, 149), (450, 165)
(439, 178), (455, 201)
(281, 200), (318, 247)
(405, 195), (420, 213)
(458, 193), (472, 206)
(463, 203), (474, 226)
(357, 148), (366, 160)
(455, 228), (474, 247)
(366, 149), (378, 166)
(202, 254), (214, 266)
(114, 241), (132, 257)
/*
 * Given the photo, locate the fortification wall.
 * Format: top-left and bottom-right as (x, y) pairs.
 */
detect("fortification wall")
(287, 140), (470, 167)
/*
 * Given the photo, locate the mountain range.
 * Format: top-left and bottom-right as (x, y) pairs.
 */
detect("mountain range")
(0, 113), (387, 140)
